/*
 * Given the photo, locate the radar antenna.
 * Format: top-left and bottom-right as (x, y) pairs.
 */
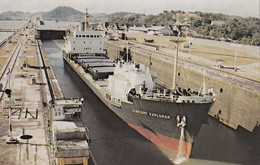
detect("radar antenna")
(85, 4), (89, 31)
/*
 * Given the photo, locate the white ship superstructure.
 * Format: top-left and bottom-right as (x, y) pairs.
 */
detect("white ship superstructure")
(64, 31), (107, 55)
(107, 62), (154, 97)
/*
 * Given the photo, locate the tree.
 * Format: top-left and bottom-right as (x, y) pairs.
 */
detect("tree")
(192, 19), (202, 27)
(230, 29), (240, 40)
(202, 17), (211, 24)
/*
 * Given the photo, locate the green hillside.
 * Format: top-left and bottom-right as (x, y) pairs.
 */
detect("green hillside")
(109, 10), (260, 46)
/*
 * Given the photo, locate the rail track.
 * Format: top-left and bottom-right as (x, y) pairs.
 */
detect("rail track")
(0, 35), (24, 100)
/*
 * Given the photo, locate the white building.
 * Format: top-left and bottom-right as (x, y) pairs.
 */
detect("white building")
(148, 26), (174, 36)
(211, 21), (225, 26)
(129, 26), (148, 33)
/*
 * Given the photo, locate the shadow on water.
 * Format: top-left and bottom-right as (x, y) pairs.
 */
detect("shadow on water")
(191, 117), (260, 165)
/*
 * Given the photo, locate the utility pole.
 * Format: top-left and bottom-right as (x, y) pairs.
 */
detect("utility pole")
(159, 35), (162, 50)
(234, 44), (238, 71)
(139, 33), (141, 47)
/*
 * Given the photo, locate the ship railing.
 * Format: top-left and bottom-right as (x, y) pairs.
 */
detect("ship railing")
(141, 92), (217, 103)
(177, 95), (217, 103)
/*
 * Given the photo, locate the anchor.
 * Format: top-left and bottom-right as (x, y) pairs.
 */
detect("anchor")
(176, 115), (186, 128)
(174, 115), (187, 164)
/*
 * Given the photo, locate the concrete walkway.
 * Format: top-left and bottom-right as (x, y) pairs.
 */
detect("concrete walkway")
(0, 29), (50, 165)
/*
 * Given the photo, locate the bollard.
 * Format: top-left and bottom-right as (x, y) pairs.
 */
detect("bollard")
(32, 77), (36, 84)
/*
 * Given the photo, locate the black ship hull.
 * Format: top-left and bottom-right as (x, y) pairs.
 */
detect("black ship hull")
(63, 56), (214, 158)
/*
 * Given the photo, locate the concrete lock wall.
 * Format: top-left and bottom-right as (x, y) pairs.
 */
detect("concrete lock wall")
(105, 42), (260, 132)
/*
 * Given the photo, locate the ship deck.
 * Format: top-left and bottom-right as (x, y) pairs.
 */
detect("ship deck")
(95, 79), (129, 102)
(85, 62), (115, 68)
(90, 67), (115, 73)
(80, 59), (113, 62)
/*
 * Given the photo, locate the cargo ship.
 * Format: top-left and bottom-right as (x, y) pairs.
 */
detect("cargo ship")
(62, 10), (217, 160)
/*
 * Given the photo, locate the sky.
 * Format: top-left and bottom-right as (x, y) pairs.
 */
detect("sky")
(0, 0), (259, 18)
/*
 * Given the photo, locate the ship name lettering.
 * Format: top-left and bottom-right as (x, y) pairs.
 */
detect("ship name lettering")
(132, 109), (148, 115)
(131, 109), (170, 119)
(148, 113), (171, 119)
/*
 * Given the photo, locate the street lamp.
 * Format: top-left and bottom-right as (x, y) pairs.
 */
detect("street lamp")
(232, 43), (241, 72)
(0, 83), (18, 144)
(234, 44), (238, 71)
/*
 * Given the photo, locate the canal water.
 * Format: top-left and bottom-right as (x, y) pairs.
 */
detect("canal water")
(43, 40), (260, 165)
(0, 20), (27, 45)
(0, 21), (27, 30)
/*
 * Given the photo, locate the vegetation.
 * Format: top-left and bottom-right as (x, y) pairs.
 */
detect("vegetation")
(109, 10), (260, 46)
(190, 12), (260, 46)
(109, 10), (179, 26)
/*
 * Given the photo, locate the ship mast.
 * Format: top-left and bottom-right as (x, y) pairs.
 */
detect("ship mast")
(172, 33), (180, 90)
(125, 28), (129, 62)
(172, 14), (186, 90)
(126, 43), (129, 62)
(84, 5), (89, 31)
